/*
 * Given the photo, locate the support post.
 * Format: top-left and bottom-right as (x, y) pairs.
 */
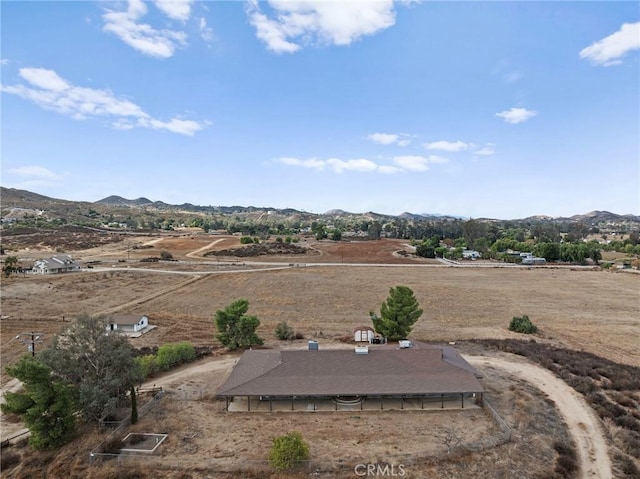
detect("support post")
(225, 397), (229, 411)
(248, 396), (250, 412)
(441, 394), (444, 409)
(421, 396), (424, 410)
(269, 397), (272, 412)
(401, 396), (404, 410)
(291, 397), (294, 411)
(461, 394), (464, 409)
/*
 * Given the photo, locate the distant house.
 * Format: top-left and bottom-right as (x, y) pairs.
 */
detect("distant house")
(522, 256), (546, 265)
(32, 255), (81, 274)
(354, 326), (375, 343)
(107, 314), (149, 334)
(462, 249), (482, 259)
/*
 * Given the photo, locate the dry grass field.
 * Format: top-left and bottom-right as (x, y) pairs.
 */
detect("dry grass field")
(2, 236), (638, 378)
(1, 234), (638, 478)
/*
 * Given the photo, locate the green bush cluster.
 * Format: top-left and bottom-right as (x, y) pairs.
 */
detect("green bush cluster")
(135, 342), (197, 378)
(240, 236), (254, 244)
(268, 431), (310, 471)
(509, 315), (538, 334)
(275, 321), (295, 340)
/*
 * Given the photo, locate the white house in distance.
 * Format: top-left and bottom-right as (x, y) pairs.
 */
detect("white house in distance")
(107, 314), (152, 337)
(32, 255), (81, 274)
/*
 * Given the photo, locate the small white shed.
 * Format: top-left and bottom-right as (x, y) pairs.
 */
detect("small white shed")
(354, 326), (375, 343)
(107, 314), (149, 333)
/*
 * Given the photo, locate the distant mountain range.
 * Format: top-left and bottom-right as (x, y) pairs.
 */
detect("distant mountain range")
(1, 187), (639, 225)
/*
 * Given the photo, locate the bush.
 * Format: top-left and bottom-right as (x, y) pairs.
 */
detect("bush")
(156, 342), (197, 371)
(135, 354), (159, 379)
(268, 431), (310, 471)
(509, 315), (538, 334)
(159, 251), (173, 260)
(275, 321), (295, 340)
(240, 236), (254, 244)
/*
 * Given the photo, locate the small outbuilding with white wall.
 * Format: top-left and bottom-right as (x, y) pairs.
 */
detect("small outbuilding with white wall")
(354, 326), (375, 343)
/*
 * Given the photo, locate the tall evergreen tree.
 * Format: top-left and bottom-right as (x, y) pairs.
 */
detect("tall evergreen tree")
(2, 356), (76, 450)
(214, 299), (264, 350)
(369, 286), (423, 341)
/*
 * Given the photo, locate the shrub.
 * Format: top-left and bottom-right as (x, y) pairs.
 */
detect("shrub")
(159, 251), (173, 260)
(135, 354), (159, 379)
(275, 321), (295, 340)
(509, 315), (538, 334)
(156, 342), (197, 371)
(268, 431), (310, 471)
(240, 236), (254, 244)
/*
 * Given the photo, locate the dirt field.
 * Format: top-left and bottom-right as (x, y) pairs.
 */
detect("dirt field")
(1, 234), (638, 477)
(2, 236), (638, 376)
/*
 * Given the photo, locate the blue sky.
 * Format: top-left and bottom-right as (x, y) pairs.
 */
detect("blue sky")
(1, 1), (639, 219)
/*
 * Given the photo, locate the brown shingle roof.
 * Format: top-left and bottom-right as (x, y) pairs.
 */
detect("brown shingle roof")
(110, 314), (146, 325)
(217, 347), (484, 397)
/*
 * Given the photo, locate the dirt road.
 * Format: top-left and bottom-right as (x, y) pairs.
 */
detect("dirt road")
(468, 355), (612, 479)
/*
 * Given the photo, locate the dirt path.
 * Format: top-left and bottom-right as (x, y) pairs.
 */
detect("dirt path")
(0, 378), (29, 442)
(468, 355), (612, 479)
(141, 355), (237, 390)
(185, 238), (226, 258)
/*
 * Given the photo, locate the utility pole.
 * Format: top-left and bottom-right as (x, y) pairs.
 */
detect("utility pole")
(16, 332), (44, 357)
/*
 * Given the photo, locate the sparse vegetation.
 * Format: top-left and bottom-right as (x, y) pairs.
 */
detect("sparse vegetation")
(268, 431), (310, 471)
(472, 339), (640, 474)
(508, 315), (538, 334)
(274, 320), (295, 340)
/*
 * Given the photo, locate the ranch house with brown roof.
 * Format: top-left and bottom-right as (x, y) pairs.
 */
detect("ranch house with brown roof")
(216, 342), (484, 412)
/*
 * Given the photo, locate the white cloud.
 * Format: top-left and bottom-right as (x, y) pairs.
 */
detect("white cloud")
(367, 132), (411, 146)
(473, 144), (495, 156)
(367, 132), (399, 145)
(8, 166), (65, 180)
(378, 165), (403, 174)
(1, 59), (9, 65)
(496, 107), (537, 124)
(102, 0), (188, 58)
(327, 158), (378, 173)
(279, 157), (326, 170)
(393, 155), (448, 171)
(1, 67), (204, 136)
(199, 17), (214, 43)
(246, 0), (397, 54)
(393, 155), (429, 171)
(154, 0), (193, 22)
(580, 22), (640, 67)
(424, 140), (468, 152)
(278, 153), (447, 174)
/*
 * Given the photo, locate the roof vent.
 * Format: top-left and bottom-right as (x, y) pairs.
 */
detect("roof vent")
(308, 340), (319, 351)
(355, 346), (369, 355)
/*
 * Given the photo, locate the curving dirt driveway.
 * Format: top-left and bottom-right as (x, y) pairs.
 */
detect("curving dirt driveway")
(467, 355), (612, 479)
(1, 353), (613, 479)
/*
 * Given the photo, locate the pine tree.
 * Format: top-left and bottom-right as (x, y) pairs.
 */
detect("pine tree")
(370, 286), (423, 341)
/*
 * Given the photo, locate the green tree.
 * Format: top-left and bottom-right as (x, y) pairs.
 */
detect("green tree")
(415, 243), (435, 258)
(369, 286), (423, 341)
(214, 299), (264, 350)
(39, 315), (142, 423)
(268, 431), (310, 471)
(2, 356), (76, 450)
(130, 385), (138, 424)
(3, 255), (18, 277)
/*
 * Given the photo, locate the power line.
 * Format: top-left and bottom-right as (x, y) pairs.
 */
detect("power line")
(16, 332), (44, 357)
